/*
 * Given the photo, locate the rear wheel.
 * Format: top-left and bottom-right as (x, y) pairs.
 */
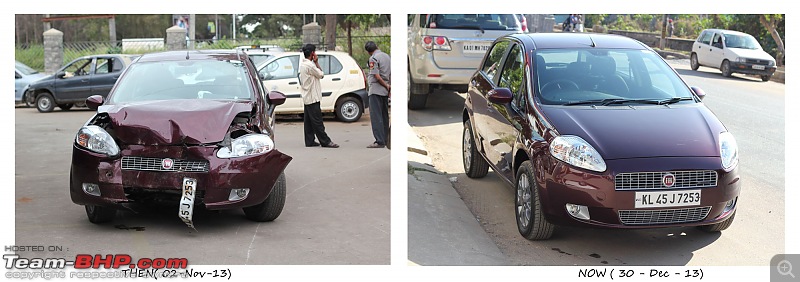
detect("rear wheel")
(761, 75), (772, 82)
(243, 173), (286, 222)
(720, 60), (732, 77)
(462, 120), (489, 178)
(690, 53), (700, 70)
(516, 161), (555, 240)
(408, 68), (429, 110)
(697, 210), (736, 232)
(58, 103), (74, 111)
(36, 93), (55, 113)
(85, 205), (116, 223)
(334, 96), (363, 122)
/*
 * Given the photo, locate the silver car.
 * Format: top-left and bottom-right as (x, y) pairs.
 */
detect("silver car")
(15, 61), (47, 107)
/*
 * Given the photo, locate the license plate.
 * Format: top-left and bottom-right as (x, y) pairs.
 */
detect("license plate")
(179, 177), (197, 231)
(752, 65), (765, 70)
(462, 43), (491, 54)
(634, 190), (701, 208)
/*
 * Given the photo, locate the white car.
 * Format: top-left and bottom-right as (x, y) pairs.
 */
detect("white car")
(237, 45), (285, 67)
(257, 51), (368, 122)
(690, 29), (777, 81)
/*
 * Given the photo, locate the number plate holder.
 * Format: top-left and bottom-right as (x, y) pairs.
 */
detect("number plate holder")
(179, 177), (198, 231)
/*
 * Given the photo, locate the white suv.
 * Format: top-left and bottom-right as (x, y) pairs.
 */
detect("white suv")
(690, 29), (777, 81)
(408, 14), (523, 109)
(257, 51), (368, 122)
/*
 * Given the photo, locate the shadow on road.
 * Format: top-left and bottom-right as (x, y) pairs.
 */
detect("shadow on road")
(408, 89), (466, 128)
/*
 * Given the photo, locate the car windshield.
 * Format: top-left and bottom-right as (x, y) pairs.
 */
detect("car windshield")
(723, 33), (761, 50)
(428, 14), (521, 31)
(248, 54), (274, 66)
(110, 60), (253, 103)
(534, 48), (695, 105)
(15, 61), (38, 75)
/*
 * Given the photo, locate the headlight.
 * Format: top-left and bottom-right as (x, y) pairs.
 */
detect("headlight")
(735, 57), (746, 63)
(75, 125), (120, 156)
(217, 134), (274, 158)
(719, 132), (738, 171)
(768, 60), (775, 66)
(549, 135), (606, 172)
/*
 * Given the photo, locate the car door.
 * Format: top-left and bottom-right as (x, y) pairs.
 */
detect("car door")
(260, 55), (301, 113)
(470, 39), (512, 172)
(707, 32), (725, 68)
(56, 58), (93, 101)
(15, 71), (24, 101)
(90, 56), (124, 98)
(694, 30), (714, 66)
(483, 43), (526, 180)
(316, 54), (346, 111)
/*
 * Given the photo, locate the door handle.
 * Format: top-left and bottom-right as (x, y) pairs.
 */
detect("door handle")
(289, 82), (298, 85)
(332, 78), (341, 81)
(81, 79), (89, 82)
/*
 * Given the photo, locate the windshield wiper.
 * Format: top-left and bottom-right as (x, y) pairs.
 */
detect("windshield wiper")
(563, 98), (626, 106)
(563, 97), (694, 106)
(656, 97), (695, 105)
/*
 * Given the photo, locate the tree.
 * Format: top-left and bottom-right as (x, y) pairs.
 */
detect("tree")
(759, 14), (785, 66)
(342, 15), (380, 55)
(325, 15), (337, 51)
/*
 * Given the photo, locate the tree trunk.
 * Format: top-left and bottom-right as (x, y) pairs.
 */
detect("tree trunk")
(759, 15), (785, 67)
(347, 21), (352, 56)
(660, 14), (667, 50)
(325, 14), (337, 51)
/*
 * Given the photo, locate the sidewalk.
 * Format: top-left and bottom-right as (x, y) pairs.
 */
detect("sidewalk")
(407, 123), (509, 266)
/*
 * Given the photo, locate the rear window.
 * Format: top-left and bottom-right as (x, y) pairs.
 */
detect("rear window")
(425, 14), (521, 31)
(15, 61), (38, 75)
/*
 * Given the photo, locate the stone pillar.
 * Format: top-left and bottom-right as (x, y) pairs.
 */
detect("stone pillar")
(108, 17), (117, 43)
(166, 26), (187, 50)
(543, 15), (555, 33)
(302, 22), (321, 49)
(43, 28), (63, 74)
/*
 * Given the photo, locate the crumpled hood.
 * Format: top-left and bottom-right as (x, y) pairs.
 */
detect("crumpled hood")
(99, 99), (254, 145)
(541, 104), (727, 160)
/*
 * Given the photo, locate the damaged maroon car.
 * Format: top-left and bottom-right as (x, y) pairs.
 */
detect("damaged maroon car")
(70, 50), (292, 228)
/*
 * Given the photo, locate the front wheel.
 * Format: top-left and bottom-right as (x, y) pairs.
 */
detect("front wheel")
(516, 161), (555, 240)
(334, 96), (363, 122)
(720, 60), (732, 77)
(761, 75), (772, 82)
(690, 53), (700, 71)
(463, 120), (489, 178)
(697, 210), (735, 232)
(36, 93), (55, 113)
(24, 92), (35, 107)
(85, 205), (116, 223)
(243, 173), (286, 222)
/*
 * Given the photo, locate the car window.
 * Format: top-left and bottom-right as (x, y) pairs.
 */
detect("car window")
(698, 31), (713, 45)
(260, 56), (299, 80)
(426, 14), (521, 31)
(16, 72), (21, 79)
(110, 60), (253, 103)
(249, 54), (274, 66)
(15, 61), (38, 75)
(712, 33), (723, 48)
(96, 58), (124, 74)
(63, 58), (93, 77)
(481, 41), (510, 82)
(723, 33), (761, 50)
(498, 44), (524, 96)
(318, 55), (343, 75)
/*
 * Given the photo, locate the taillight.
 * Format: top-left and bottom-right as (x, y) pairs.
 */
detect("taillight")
(422, 35), (451, 51)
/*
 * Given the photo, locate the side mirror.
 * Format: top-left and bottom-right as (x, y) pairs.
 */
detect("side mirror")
(690, 86), (706, 101)
(56, 71), (66, 79)
(86, 95), (104, 110)
(268, 91), (286, 106)
(487, 88), (513, 104)
(258, 73), (266, 80)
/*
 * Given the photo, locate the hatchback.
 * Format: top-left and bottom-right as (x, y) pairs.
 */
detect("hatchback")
(691, 29), (777, 81)
(463, 33), (740, 240)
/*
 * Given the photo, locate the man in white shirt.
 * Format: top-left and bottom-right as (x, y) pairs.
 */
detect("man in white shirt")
(299, 44), (338, 148)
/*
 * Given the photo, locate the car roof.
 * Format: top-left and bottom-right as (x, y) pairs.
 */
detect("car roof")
(137, 50), (247, 62)
(702, 29), (754, 37)
(511, 33), (649, 50)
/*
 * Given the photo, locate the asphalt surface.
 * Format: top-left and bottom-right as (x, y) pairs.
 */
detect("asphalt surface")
(408, 60), (784, 266)
(15, 107), (390, 265)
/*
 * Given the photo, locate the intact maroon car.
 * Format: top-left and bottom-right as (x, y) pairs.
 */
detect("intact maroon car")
(463, 33), (740, 240)
(70, 50), (292, 228)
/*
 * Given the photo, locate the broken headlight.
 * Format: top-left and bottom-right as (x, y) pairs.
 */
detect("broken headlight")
(216, 134), (274, 158)
(75, 125), (120, 157)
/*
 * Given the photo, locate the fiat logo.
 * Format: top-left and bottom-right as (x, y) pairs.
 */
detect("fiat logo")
(162, 158), (174, 170)
(663, 173), (676, 187)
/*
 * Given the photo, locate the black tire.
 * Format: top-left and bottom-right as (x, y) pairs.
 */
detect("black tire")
(58, 103), (74, 111)
(515, 161), (555, 240)
(24, 92), (35, 107)
(36, 92), (55, 113)
(462, 120), (489, 178)
(243, 173), (286, 222)
(720, 60), (732, 77)
(85, 205), (116, 224)
(408, 68), (430, 110)
(697, 210), (735, 232)
(690, 53), (700, 71)
(334, 96), (363, 122)
(761, 75), (771, 82)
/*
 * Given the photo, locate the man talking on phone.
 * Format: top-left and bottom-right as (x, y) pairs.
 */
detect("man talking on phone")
(299, 44), (338, 148)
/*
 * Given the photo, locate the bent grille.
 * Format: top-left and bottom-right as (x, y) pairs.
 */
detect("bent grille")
(121, 156), (209, 173)
(615, 171), (717, 190)
(619, 206), (711, 225)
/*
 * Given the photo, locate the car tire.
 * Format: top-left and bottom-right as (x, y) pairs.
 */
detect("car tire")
(690, 53), (700, 71)
(761, 75), (771, 82)
(24, 92), (35, 108)
(58, 103), (74, 111)
(243, 172), (286, 222)
(463, 120), (489, 178)
(334, 96), (363, 123)
(720, 60), (732, 77)
(36, 92), (55, 113)
(85, 205), (116, 224)
(408, 68), (429, 110)
(697, 210), (735, 232)
(516, 160), (555, 240)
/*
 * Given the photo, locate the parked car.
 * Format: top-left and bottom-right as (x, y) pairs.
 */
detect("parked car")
(256, 51), (368, 122)
(463, 33), (740, 240)
(408, 14), (523, 110)
(691, 29), (777, 81)
(236, 45), (285, 66)
(26, 54), (138, 113)
(70, 49), (292, 227)
(15, 60), (47, 107)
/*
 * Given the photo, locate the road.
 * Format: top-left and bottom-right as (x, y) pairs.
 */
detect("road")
(15, 108), (390, 265)
(408, 60), (784, 266)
